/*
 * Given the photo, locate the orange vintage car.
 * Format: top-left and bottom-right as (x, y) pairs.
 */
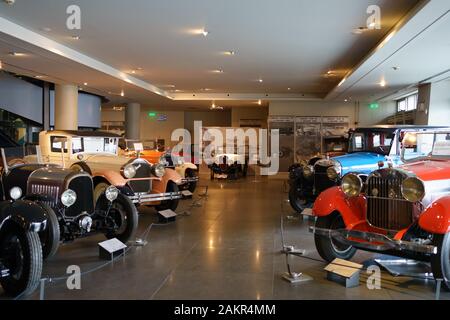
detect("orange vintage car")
(121, 140), (199, 193)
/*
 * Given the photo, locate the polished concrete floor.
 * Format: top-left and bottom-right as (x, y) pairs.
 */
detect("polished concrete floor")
(2, 172), (449, 300)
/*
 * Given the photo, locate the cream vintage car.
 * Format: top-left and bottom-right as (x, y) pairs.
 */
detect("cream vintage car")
(32, 131), (183, 211)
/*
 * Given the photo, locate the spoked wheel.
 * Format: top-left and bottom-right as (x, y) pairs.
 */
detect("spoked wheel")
(288, 187), (310, 212)
(431, 233), (450, 291)
(0, 224), (42, 297)
(103, 194), (138, 244)
(314, 212), (356, 263)
(156, 181), (180, 212)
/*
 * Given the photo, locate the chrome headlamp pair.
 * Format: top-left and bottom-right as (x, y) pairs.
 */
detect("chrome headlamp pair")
(341, 174), (425, 202)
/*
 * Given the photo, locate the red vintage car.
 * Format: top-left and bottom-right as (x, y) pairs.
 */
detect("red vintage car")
(311, 130), (450, 289)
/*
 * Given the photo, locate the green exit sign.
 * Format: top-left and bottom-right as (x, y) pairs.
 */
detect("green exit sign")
(369, 103), (379, 109)
(148, 112), (157, 117)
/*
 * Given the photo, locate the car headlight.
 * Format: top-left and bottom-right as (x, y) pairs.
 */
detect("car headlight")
(401, 177), (425, 202)
(341, 174), (363, 197)
(105, 186), (119, 202)
(303, 165), (314, 178)
(10, 187), (22, 201)
(61, 189), (77, 207)
(122, 163), (136, 179)
(327, 166), (342, 180)
(152, 164), (166, 177)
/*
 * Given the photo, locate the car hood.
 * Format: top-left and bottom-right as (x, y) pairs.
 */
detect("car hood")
(401, 160), (450, 182)
(332, 152), (387, 175)
(81, 153), (130, 167)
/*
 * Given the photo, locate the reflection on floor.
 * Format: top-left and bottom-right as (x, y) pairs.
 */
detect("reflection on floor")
(1, 173), (449, 300)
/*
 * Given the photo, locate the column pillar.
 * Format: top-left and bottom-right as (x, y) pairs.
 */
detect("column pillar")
(125, 102), (141, 140)
(54, 84), (78, 130)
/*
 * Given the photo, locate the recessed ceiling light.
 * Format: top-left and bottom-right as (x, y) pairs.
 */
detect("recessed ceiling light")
(120, 91), (125, 97)
(83, 82), (88, 86)
(71, 35), (80, 40)
(201, 88), (212, 91)
(202, 29), (209, 37)
(380, 79), (387, 87)
(344, 99), (348, 102)
(130, 70), (136, 74)
(224, 50), (235, 56)
(258, 79), (263, 83)
(327, 70), (333, 75)
(9, 52), (25, 57)
(212, 69), (224, 73)
(287, 87), (291, 91)
(258, 100), (262, 105)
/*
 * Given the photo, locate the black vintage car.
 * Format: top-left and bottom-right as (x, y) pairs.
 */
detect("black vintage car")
(1, 147), (139, 260)
(0, 200), (47, 297)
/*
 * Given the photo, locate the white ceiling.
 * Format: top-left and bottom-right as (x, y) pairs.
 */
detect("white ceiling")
(0, 0), (442, 110)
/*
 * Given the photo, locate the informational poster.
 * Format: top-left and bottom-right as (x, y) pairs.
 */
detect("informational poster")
(295, 117), (322, 162)
(268, 116), (295, 172)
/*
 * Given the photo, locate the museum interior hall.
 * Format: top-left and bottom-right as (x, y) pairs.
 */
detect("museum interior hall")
(0, 0), (450, 304)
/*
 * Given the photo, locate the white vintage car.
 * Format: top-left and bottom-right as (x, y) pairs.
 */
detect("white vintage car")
(33, 131), (183, 211)
(208, 148), (248, 180)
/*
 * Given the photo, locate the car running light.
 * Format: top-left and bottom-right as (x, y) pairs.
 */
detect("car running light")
(105, 185), (119, 202)
(153, 164), (166, 177)
(9, 186), (22, 200)
(341, 174), (363, 197)
(401, 177), (425, 202)
(61, 189), (77, 207)
(123, 163), (136, 179)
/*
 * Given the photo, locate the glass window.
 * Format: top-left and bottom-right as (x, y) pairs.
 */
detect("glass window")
(397, 93), (418, 112)
(51, 136), (68, 153)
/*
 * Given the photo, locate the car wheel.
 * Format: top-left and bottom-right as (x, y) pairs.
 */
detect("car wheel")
(103, 193), (139, 244)
(156, 181), (179, 212)
(431, 233), (450, 291)
(186, 169), (198, 193)
(288, 187), (310, 212)
(37, 203), (60, 260)
(314, 212), (356, 263)
(94, 182), (110, 205)
(0, 224), (42, 297)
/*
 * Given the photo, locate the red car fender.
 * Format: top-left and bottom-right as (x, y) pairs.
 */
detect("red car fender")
(418, 196), (450, 235)
(312, 187), (366, 229)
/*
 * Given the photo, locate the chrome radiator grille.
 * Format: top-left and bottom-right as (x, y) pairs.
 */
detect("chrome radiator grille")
(367, 174), (413, 231)
(31, 184), (59, 207)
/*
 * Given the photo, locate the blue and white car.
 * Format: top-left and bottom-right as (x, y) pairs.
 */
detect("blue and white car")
(289, 125), (446, 212)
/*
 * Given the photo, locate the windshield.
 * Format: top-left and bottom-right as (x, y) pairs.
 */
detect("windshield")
(402, 132), (450, 161)
(72, 137), (118, 155)
(1, 145), (43, 171)
(348, 130), (394, 155)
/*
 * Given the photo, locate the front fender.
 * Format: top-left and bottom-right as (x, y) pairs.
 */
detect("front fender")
(93, 170), (127, 187)
(153, 168), (183, 192)
(176, 163), (198, 177)
(312, 187), (366, 229)
(0, 200), (47, 233)
(418, 196), (450, 234)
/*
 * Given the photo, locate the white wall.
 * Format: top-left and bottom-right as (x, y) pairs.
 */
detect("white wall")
(428, 79), (450, 125)
(232, 106), (268, 128)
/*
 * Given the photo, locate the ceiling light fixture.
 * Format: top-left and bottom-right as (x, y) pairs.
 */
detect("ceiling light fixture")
(224, 50), (235, 56)
(83, 82), (88, 86)
(71, 35), (80, 40)
(380, 80), (387, 87)
(212, 69), (224, 73)
(120, 91), (125, 97)
(202, 29), (209, 37)
(258, 79), (263, 83)
(258, 100), (262, 105)
(287, 87), (291, 91)
(0, 60), (2, 69)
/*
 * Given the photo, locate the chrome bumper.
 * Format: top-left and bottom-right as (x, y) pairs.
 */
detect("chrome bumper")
(129, 191), (182, 204)
(310, 226), (437, 255)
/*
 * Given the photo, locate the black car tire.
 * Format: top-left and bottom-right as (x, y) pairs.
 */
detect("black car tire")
(314, 212), (357, 263)
(186, 169), (198, 193)
(37, 203), (60, 260)
(0, 224), (42, 297)
(156, 181), (179, 212)
(104, 193), (139, 244)
(431, 233), (450, 291)
(288, 187), (310, 212)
